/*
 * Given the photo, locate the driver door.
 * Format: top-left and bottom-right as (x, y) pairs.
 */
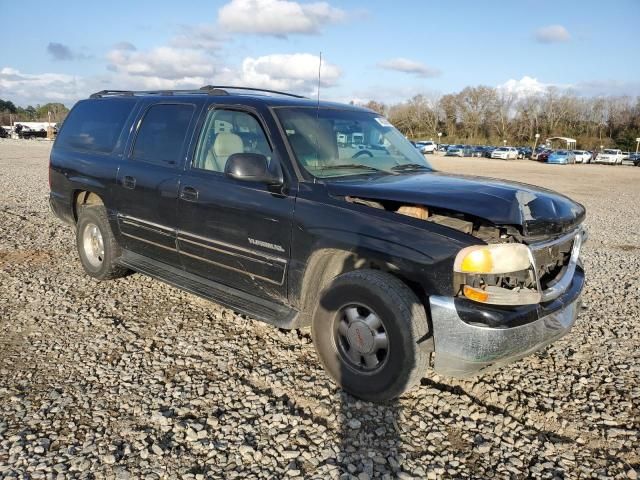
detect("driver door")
(176, 106), (295, 300)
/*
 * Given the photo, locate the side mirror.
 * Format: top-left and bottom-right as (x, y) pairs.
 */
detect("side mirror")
(224, 153), (283, 185)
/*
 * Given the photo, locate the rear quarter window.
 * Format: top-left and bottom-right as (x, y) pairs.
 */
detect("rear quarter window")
(55, 99), (137, 154)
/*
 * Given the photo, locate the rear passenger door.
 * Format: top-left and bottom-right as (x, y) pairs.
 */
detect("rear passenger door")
(176, 106), (295, 300)
(115, 102), (197, 266)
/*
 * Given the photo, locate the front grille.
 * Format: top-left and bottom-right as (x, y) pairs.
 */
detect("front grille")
(530, 232), (579, 291)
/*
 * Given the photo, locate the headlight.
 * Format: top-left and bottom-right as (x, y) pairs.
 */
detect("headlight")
(454, 243), (541, 305)
(454, 244), (532, 274)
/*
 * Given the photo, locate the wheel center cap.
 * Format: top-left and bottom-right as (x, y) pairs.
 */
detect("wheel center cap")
(346, 321), (375, 354)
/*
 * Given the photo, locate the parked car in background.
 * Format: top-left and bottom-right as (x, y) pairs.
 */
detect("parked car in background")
(483, 147), (496, 158)
(572, 150), (591, 164)
(622, 153), (640, 166)
(470, 146), (485, 157)
(491, 146), (519, 160)
(437, 144), (449, 152)
(536, 149), (553, 162)
(595, 149), (624, 165)
(416, 141), (437, 154)
(517, 147), (532, 159)
(445, 146), (464, 157)
(0, 127), (9, 139)
(547, 150), (576, 165)
(14, 124), (48, 139)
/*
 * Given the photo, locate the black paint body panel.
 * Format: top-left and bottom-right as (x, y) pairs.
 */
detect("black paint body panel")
(49, 92), (586, 327)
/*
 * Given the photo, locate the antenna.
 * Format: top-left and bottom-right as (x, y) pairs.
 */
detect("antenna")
(317, 51), (322, 107)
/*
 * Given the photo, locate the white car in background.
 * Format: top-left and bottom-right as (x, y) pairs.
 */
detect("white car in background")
(572, 150), (592, 163)
(416, 140), (437, 154)
(445, 146), (464, 157)
(595, 149), (624, 165)
(491, 146), (519, 160)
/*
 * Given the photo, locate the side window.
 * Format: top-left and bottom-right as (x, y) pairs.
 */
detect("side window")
(56, 98), (137, 153)
(193, 109), (272, 172)
(132, 104), (195, 166)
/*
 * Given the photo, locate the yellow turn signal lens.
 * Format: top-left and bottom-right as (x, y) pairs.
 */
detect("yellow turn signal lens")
(463, 285), (489, 303)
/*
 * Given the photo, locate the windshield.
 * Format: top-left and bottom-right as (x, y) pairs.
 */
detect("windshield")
(496, 147), (508, 151)
(555, 150), (568, 155)
(603, 149), (617, 154)
(275, 108), (432, 178)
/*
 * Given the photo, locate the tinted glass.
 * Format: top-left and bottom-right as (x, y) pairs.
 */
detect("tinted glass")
(56, 99), (136, 153)
(132, 104), (195, 166)
(193, 109), (272, 172)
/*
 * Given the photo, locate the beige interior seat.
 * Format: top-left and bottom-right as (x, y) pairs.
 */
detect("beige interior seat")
(204, 132), (244, 171)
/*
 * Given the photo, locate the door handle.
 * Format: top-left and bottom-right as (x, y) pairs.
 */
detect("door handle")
(123, 175), (136, 189)
(180, 186), (199, 201)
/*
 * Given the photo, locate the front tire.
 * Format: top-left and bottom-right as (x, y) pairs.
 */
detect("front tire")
(311, 270), (430, 402)
(76, 205), (129, 280)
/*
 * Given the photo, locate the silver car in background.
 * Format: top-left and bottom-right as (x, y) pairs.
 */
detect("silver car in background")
(572, 150), (592, 163)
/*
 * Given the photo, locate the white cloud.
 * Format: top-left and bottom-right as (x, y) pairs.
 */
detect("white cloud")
(239, 53), (340, 94)
(106, 45), (216, 80)
(499, 76), (640, 100)
(0, 67), (85, 105)
(534, 25), (571, 43)
(498, 76), (551, 98)
(218, 0), (345, 36)
(377, 58), (440, 78)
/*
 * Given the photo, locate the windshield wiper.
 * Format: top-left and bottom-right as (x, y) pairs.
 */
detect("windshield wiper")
(318, 163), (384, 172)
(390, 163), (431, 172)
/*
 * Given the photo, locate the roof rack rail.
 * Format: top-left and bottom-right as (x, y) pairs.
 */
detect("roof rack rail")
(89, 89), (208, 99)
(89, 86), (306, 99)
(199, 85), (307, 99)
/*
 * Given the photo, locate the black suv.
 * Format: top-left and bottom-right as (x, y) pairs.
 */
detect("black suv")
(49, 86), (586, 402)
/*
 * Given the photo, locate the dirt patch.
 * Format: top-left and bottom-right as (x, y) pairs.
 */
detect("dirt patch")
(617, 244), (640, 252)
(0, 249), (53, 268)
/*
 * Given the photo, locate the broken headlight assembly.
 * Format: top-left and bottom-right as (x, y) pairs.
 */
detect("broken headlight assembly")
(453, 243), (541, 305)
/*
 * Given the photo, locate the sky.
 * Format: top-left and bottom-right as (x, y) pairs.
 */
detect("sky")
(1, 0), (639, 107)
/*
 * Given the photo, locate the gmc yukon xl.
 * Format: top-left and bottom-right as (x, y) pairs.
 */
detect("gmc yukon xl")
(49, 86), (586, 402)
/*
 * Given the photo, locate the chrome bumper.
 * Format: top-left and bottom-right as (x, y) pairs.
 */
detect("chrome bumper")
(429, 296), (581, 378)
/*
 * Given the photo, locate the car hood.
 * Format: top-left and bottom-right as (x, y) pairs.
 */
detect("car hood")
(327, 171), (585, 237)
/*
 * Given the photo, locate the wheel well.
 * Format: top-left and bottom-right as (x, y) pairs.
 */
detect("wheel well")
(73, 191), (104, 222)
(298, 248), (427, 324)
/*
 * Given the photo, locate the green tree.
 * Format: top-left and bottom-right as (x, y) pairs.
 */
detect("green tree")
(0, 99), (18, 113)
(36, 103), (69, 122)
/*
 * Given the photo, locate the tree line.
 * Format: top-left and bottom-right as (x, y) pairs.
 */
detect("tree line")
(0, 99), (69, 126)
(361, 87), (640, 150)
(3, 88), (640, 150)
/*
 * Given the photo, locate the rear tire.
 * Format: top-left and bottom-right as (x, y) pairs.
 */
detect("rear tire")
(311, 270), (430, 402)
(76, 205), (129, 280)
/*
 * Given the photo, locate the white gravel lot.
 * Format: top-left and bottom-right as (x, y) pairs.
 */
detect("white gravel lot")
(0, 140), (639, 479)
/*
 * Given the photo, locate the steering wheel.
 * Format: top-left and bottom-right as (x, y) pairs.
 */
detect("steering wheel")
(352, 149), (374, 159)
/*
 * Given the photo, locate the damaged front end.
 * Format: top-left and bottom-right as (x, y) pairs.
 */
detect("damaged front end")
(342, 182), (585, 308)
(339, 186), (586, 378)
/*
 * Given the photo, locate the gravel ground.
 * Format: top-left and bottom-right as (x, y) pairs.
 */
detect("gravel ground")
(0, 139), (638, 479)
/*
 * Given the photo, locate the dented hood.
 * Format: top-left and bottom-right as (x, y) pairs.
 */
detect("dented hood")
(327, 172), (585, 237)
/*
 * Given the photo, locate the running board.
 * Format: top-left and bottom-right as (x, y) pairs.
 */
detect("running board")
(119, 250), (300, 329)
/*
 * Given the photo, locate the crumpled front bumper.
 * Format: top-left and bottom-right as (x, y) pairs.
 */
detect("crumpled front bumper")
(429, 266), (584, 378)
